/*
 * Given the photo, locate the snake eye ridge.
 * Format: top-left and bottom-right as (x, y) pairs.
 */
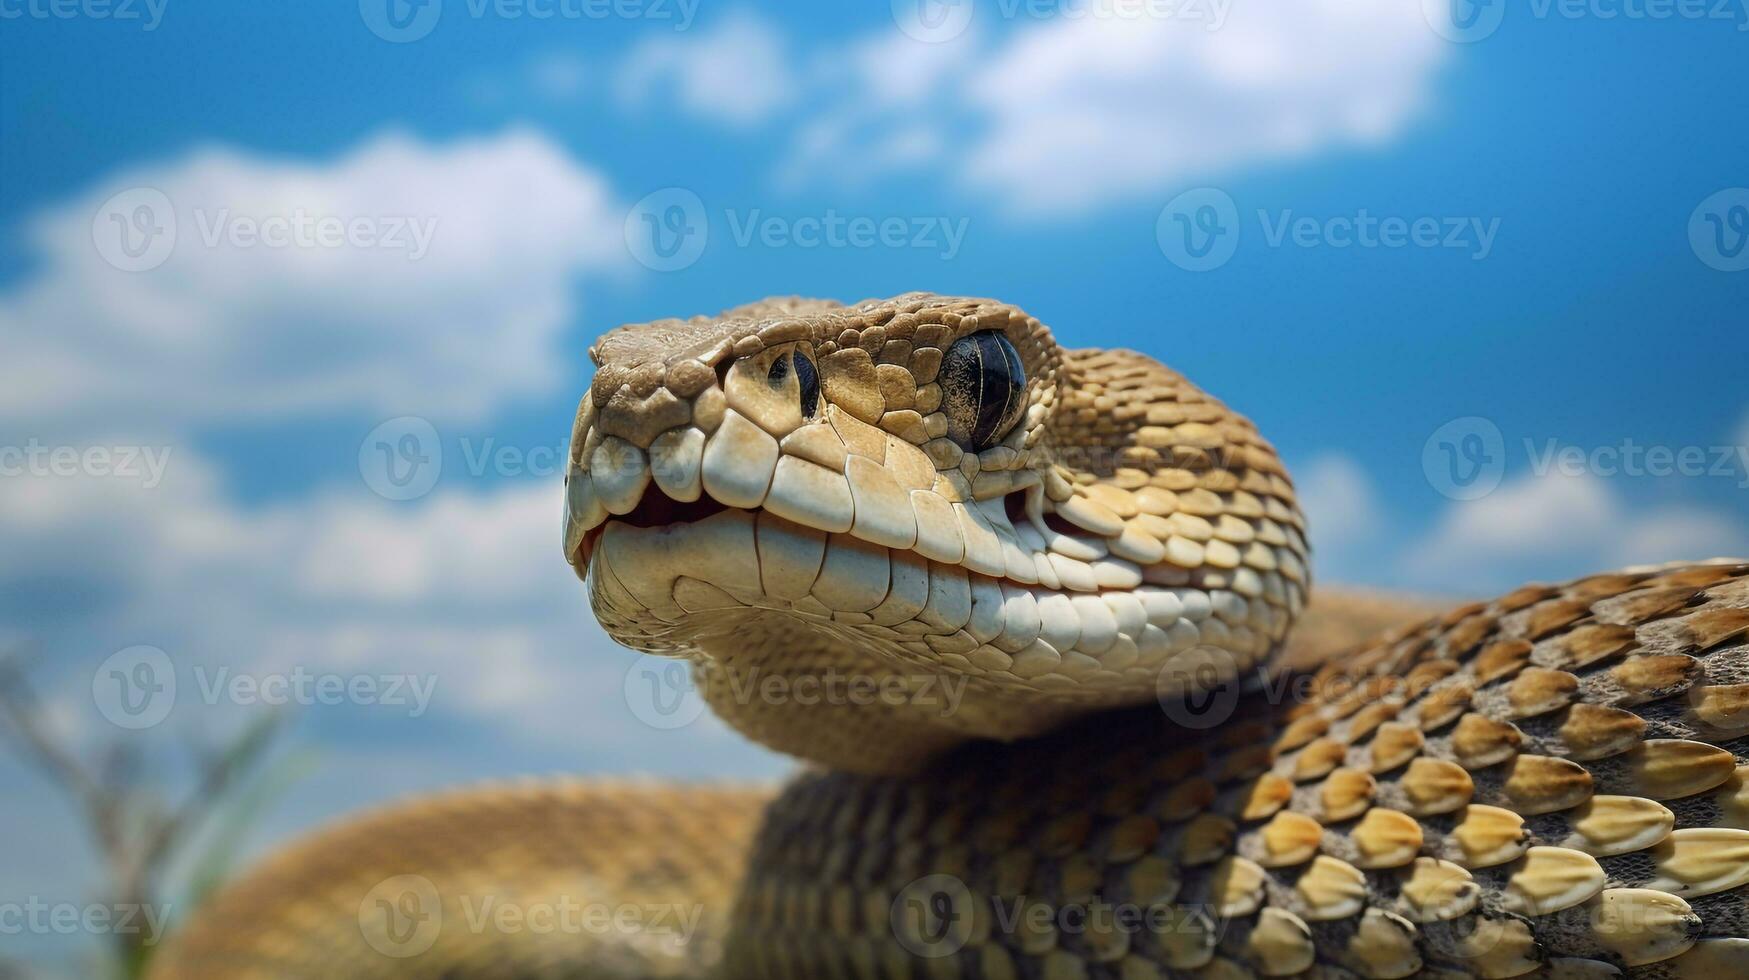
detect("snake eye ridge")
(940, 331), (1026, 451)
(793, 350), (819, 418)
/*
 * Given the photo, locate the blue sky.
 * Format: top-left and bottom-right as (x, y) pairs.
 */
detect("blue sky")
(2, 0), (1747, 970)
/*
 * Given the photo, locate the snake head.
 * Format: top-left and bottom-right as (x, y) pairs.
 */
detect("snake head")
(565, 293), (1309, 772)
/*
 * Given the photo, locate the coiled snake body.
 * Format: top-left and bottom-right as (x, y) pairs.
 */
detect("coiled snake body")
(154, 295), (1749, 978)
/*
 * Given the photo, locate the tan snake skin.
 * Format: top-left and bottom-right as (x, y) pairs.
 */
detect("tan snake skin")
(150, 295), (1749, 978)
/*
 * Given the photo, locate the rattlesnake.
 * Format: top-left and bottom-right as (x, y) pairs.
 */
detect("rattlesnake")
(152, 294), (1749, 978)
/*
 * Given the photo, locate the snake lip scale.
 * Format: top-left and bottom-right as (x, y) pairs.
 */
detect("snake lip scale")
(149, 293), (1749, 979)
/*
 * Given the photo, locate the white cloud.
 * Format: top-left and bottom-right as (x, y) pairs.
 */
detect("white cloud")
(615, 12), (796, 127)
(1295, 453), (1381, 549)
(1292, 452), (1388, 585)
(0, 450), (774, 762)
(1404, 471), (1749, 592)
(0, 130), (624, 430)
(783, 0), (1446, 213)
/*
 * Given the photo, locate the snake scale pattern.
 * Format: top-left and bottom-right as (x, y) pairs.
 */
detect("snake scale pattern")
(151, 295), (1749, 979)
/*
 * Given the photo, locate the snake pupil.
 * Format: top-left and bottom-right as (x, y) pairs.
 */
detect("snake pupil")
(793, 351), (819, 418)
(940, 331), (1026, 451)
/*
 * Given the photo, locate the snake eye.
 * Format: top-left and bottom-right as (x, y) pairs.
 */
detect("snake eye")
(793, 350), (819, 418)
(940, 331), (1026, 451)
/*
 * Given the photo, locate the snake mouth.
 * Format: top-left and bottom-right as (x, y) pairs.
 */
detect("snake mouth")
(575, 490), (728, 571)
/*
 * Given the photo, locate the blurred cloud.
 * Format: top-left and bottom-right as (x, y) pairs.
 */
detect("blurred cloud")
(1404, 470), (1749, 592)
(1293, 452), (1388, 584)
(0, 445), (761, 755)
(1, 130), (624, 431)
(1290, 454), (1749, 595)
(614, 11), (797, 127)
(1296, 453), (1382, 548)
(782, 0), (1446, 213)
(529, 51), (591, 101)
(0, 123), (750, 759)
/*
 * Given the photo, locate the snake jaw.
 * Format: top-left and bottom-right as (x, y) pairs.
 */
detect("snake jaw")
(567, 294), (1311, 770)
